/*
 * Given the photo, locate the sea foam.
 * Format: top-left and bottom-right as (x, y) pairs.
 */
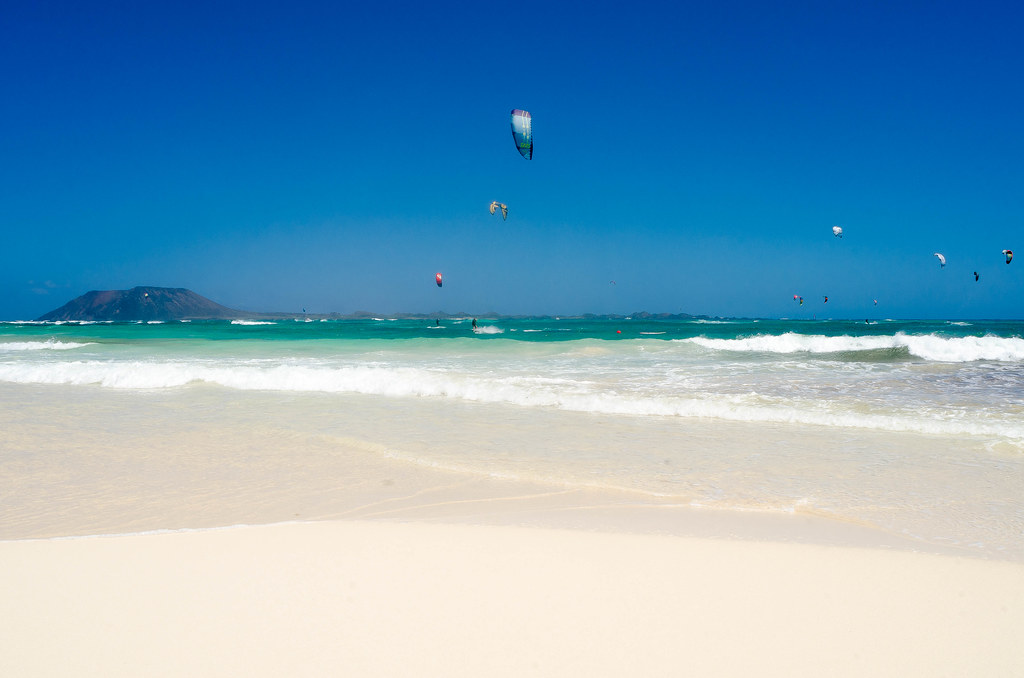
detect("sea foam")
(2, 359), (1021, 444)
(0, 340), (94, 352)
(685, 332), (1024, 362)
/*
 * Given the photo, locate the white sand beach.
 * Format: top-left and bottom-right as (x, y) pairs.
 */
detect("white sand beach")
(7, 0), (1024, 672)
(3, 519), (1023, 677)
(2, 381), (1023, 676)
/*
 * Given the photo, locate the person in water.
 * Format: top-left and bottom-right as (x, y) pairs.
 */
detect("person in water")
(472, 318), (478, 329)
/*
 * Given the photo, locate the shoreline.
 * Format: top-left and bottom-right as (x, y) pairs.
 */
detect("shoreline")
(3, 379), (1022, 675)
(1, 498), (966, 556)
(3, 379), (1019, 561)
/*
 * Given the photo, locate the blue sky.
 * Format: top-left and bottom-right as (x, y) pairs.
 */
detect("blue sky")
(3, 0), (1022, 319)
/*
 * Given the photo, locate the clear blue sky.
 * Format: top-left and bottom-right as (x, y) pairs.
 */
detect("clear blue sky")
(3, 0), (1022, 319)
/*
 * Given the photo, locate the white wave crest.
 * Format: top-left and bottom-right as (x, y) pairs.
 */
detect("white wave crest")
(231, 320), (276, 326)
(685, 333), (1024, 362)
(2, 360), (1022, 445)
(899, 334), (1024, 362)
(0, 339), (94, 352)
(473, 326), (504, 334)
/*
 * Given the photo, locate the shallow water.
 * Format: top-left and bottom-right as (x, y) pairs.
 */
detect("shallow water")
(2, 317), (1023, 558)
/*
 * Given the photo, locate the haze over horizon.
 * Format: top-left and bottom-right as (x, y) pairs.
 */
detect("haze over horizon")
(4, 1), (1023, 321)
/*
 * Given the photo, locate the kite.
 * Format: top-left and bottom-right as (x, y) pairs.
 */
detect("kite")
(435, 272), (443, 288)
(1004, 249), (1014, 264)
(489, 201), (508, 220)
(934, 252), (946, 268)
(832, 225), (843, 238)
(510, 109), (533, 160)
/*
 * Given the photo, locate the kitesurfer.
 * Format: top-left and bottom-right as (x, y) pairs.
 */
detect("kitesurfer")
(489, 201), (508, 220)
(472, 318), (478, 329)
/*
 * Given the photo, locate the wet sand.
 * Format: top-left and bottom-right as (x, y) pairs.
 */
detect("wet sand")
(3, 383), (1023, 675)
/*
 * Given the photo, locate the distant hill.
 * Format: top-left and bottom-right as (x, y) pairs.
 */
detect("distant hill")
(37, 287), (245, 321)
(36, 286), (706, 322)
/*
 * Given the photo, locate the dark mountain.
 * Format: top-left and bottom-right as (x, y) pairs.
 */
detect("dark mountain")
(37, 287), (245, 321)
(36, 286), (708, 322)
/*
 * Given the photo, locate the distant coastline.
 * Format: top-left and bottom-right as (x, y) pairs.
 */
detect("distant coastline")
(36, 286), (705, 322)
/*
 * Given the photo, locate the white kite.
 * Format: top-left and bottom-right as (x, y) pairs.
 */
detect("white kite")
(489, 201), (508, 220)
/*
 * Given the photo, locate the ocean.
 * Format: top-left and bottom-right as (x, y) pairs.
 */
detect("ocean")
(2, 316), (1023, 559)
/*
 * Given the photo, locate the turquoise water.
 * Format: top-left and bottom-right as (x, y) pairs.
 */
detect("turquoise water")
(3, 317), (1023, 441)
(6, 315), (1024, 344)
(3, 316), (1024, 557)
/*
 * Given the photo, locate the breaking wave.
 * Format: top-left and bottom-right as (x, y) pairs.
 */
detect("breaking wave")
(685, 333), (1024, 362)
(1, 359), (1022, 445)
(0, 340), (94, 352)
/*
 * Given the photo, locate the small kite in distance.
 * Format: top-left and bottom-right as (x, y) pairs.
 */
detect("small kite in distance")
(489, 201), (508, 220)
(832, 225), (843, 238)
(974, 271), (980, 282)
(1004, 249), (1014, 264)
(934, 252), (946, 268)
(435, 272), (443, 288)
